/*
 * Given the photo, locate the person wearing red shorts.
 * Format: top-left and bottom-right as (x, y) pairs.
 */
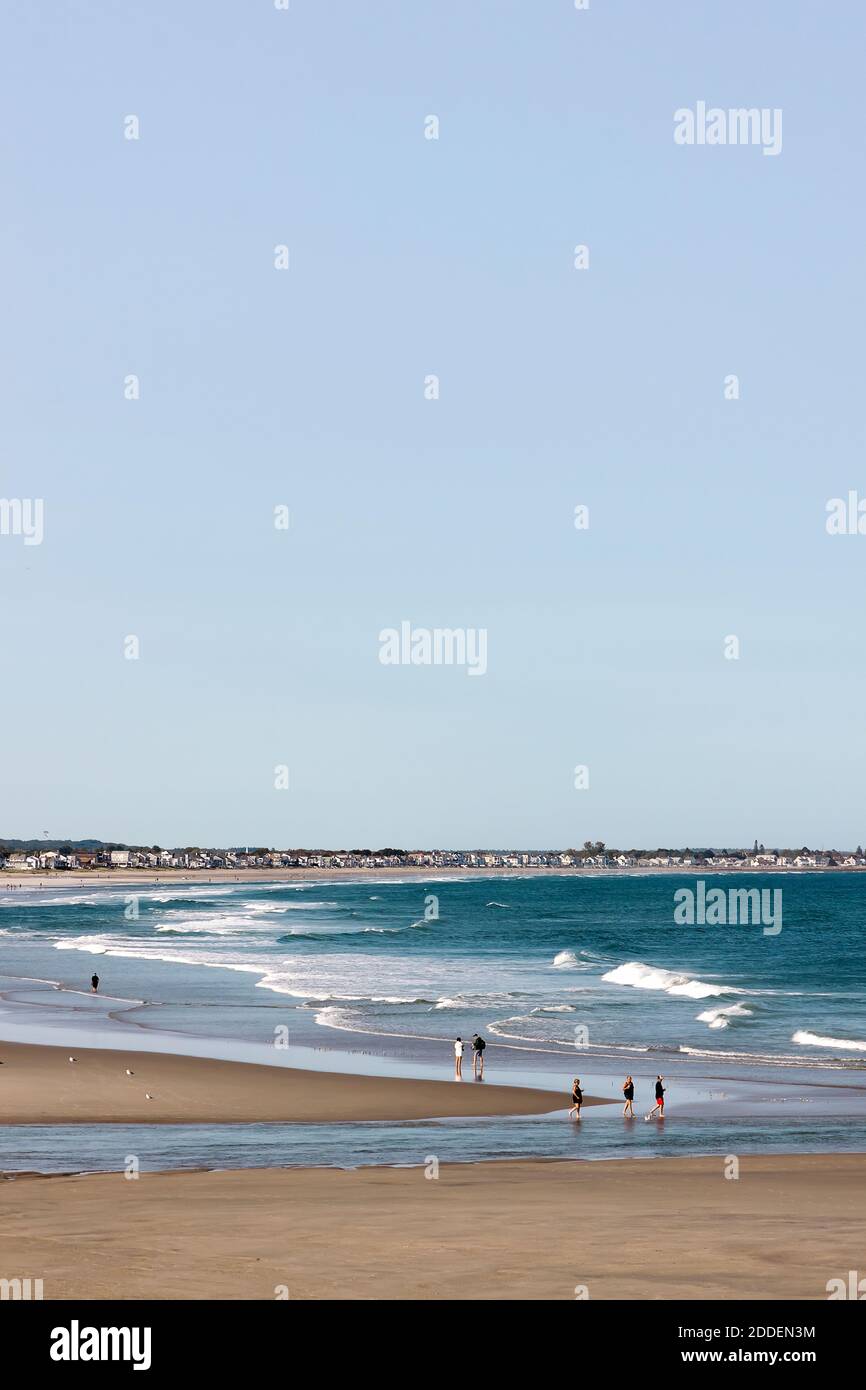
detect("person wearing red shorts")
(646, 1075), (666, 1120)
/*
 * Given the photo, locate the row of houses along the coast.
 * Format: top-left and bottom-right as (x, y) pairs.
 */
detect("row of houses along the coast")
(2, 845), (864, 872)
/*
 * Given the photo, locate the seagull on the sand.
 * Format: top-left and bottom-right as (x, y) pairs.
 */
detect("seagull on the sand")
(145, 1093), (153, 1100)
(68, 1056), (77, 1063)
(125, 1069), (134, 1075)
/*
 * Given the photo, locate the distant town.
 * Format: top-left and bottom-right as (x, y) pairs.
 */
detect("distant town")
(1, 839), (864, 872)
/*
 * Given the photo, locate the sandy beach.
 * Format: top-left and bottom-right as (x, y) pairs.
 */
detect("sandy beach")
(0, 1041), (576, 1124)
(1, 1153), (861, 1300)
(1, 879), (862, 1306)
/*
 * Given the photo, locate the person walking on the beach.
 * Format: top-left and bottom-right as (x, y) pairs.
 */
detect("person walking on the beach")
(454, 1037), (465, 1078)
(471, 1033), (486, 1078)
(90, 973), (100, 993)
(646, 1075), (666, 1120)
(569, 1077), (583, 1120)
(622, 1074), (635, 1117)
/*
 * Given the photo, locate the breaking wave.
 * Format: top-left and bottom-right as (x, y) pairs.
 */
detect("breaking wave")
(696, 1002), (754, 1029)
(792, 1029), (866, 1053)
(603, 960), (738, 1000)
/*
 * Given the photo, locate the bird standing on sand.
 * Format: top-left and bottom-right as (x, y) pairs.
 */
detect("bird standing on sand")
(145, 1093), (153, 1100)
(125, 1069), (134, 1076)
(68, 1056), (76, 1063)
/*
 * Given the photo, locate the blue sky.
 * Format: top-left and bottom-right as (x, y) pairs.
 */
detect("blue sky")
(2, 1), (865, 847)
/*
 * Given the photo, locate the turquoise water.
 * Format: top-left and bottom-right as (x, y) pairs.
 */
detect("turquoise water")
(2, 872), (864, 1064)
(0, 873), (864, 1170)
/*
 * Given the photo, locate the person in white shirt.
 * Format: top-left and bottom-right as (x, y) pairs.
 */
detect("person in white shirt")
(454, 1037), (465, 1077)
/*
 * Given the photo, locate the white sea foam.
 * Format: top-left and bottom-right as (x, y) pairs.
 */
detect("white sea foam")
(314, 1004), (361, 1031)
(254, 901), (338, 911)
(55, 936), (110, 955)
(254, 973), (365, 999)
(54, 934), (265, 978)
(1, 895), (101, 908)
(155, 913), (277, 935)
(486, 1014), (648, 1052)
(371, 996), (432, 1004)
(552, 950), (578, 968)
(603, 960), (736, 1000)
(279, 923), (400, 937)
(697, 1002), (753, 1029)
(678, 1044), (859, 1070)
(488, 1014), (541, 1038)
(135, 888), (237, 902)
(792, 1029), (866, 1053)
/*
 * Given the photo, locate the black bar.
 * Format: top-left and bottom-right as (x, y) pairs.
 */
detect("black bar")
(4, 1298), (859, 1376)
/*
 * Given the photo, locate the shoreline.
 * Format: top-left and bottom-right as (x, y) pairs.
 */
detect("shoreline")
(0, 863), (858, 890)
(2, 870), (863, 1123)
(2, 1153), (862, 1299)
(0, 1039), (580, 1124)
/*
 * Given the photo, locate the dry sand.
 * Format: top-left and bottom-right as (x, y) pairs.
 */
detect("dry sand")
(0, 1041), (576, 1123)
(1, 1154), (862, 1300)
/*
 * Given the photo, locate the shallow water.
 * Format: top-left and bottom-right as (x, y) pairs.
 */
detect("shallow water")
(3, 1109), (864, 1175)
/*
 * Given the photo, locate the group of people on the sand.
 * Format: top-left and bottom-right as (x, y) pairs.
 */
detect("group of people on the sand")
(570, 1074), (667, 1121)
(453, 1035), (486, 1078)
(453, 1037), (667, 1123)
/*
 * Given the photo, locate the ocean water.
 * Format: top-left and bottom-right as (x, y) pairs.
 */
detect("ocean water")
(1, 873), (864, 1170)
(1, 873), (864, 1065)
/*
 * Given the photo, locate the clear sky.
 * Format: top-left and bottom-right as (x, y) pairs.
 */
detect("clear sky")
(2, 1), (865, 848)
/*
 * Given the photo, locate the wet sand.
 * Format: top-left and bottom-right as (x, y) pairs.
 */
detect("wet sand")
(0, 1040), (578, 1123)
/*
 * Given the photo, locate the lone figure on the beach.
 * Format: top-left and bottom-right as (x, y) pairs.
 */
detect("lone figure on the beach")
(90, 973), (100, 993)
(622, 1074), (635, 1117)
(569, 1076), (583, 1120)
(454, 1037), (465, 1078)
(646, 1075), (666, 1120)
(471, 1033), (486, 1078)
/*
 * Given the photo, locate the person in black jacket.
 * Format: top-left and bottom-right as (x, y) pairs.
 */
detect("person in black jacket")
(646, 1075), (666, 1120)
(471, 1033), (486, 1078)
(569, 1077), (583, 1120)
(622, 1074), (635, 1117)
